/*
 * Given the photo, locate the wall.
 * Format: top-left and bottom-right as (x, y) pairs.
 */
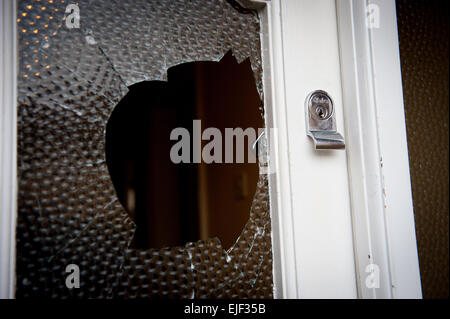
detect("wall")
(396, 0), (449, 298)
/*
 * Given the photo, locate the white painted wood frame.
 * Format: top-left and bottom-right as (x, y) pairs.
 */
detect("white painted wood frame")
(0, 0), (18, 299)
(256, 0), (358, 299)
(336, 0), (422, 298)
(252, 0), (421, 298)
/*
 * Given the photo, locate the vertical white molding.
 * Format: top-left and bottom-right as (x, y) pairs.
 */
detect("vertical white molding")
(336, 0), (422, 298)
(259, 0), (357, 298)
(0, 0), (18, 299)
(257, 0), (300, 299)
(368, 0), (422, 299)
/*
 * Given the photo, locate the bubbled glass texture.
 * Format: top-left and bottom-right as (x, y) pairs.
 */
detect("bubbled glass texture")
(16, 0), (273, 298)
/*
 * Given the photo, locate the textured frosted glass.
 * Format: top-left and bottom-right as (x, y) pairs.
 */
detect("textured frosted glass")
(17, 0), (272, 298)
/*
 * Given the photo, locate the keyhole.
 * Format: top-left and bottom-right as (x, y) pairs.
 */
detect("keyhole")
(315, 106), (327, 119)
(318, 108), (325, 118)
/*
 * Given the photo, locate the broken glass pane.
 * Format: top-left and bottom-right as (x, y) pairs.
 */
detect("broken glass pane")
(17, 0), (272, 298)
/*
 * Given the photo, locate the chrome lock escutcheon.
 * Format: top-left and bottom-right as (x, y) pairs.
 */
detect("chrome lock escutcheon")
(305, 90), (345, 150)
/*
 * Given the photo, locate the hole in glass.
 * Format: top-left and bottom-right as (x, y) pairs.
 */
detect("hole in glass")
(105, 51), (263, 250)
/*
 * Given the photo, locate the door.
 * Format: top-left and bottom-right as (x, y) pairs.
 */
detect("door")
(1, 0), (422, 299)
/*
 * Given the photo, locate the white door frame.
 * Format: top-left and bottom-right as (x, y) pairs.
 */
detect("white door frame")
(336, 0), (422, 298)
(254, 0), (421, 298)
(0, 0), (18, 299)
(256, 0), (358, 298)
(0, 0), (422, 299)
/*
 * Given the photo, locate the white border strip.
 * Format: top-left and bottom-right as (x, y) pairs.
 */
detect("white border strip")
(337, 0), (422, 298)
(0, 0), (18, 299)
(260, 0), (299, 299)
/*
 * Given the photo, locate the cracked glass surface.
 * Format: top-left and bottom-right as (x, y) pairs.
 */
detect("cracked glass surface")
(17, 0), (272, 298)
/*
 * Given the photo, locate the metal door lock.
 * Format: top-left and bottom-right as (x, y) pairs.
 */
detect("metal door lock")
(305, 90), (345, 150)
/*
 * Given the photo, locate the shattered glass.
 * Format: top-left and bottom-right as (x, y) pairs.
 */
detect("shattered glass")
(17, 0), (272, 298)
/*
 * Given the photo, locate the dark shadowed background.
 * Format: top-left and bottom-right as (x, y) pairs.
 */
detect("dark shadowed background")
(396, 0), (449, 299)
